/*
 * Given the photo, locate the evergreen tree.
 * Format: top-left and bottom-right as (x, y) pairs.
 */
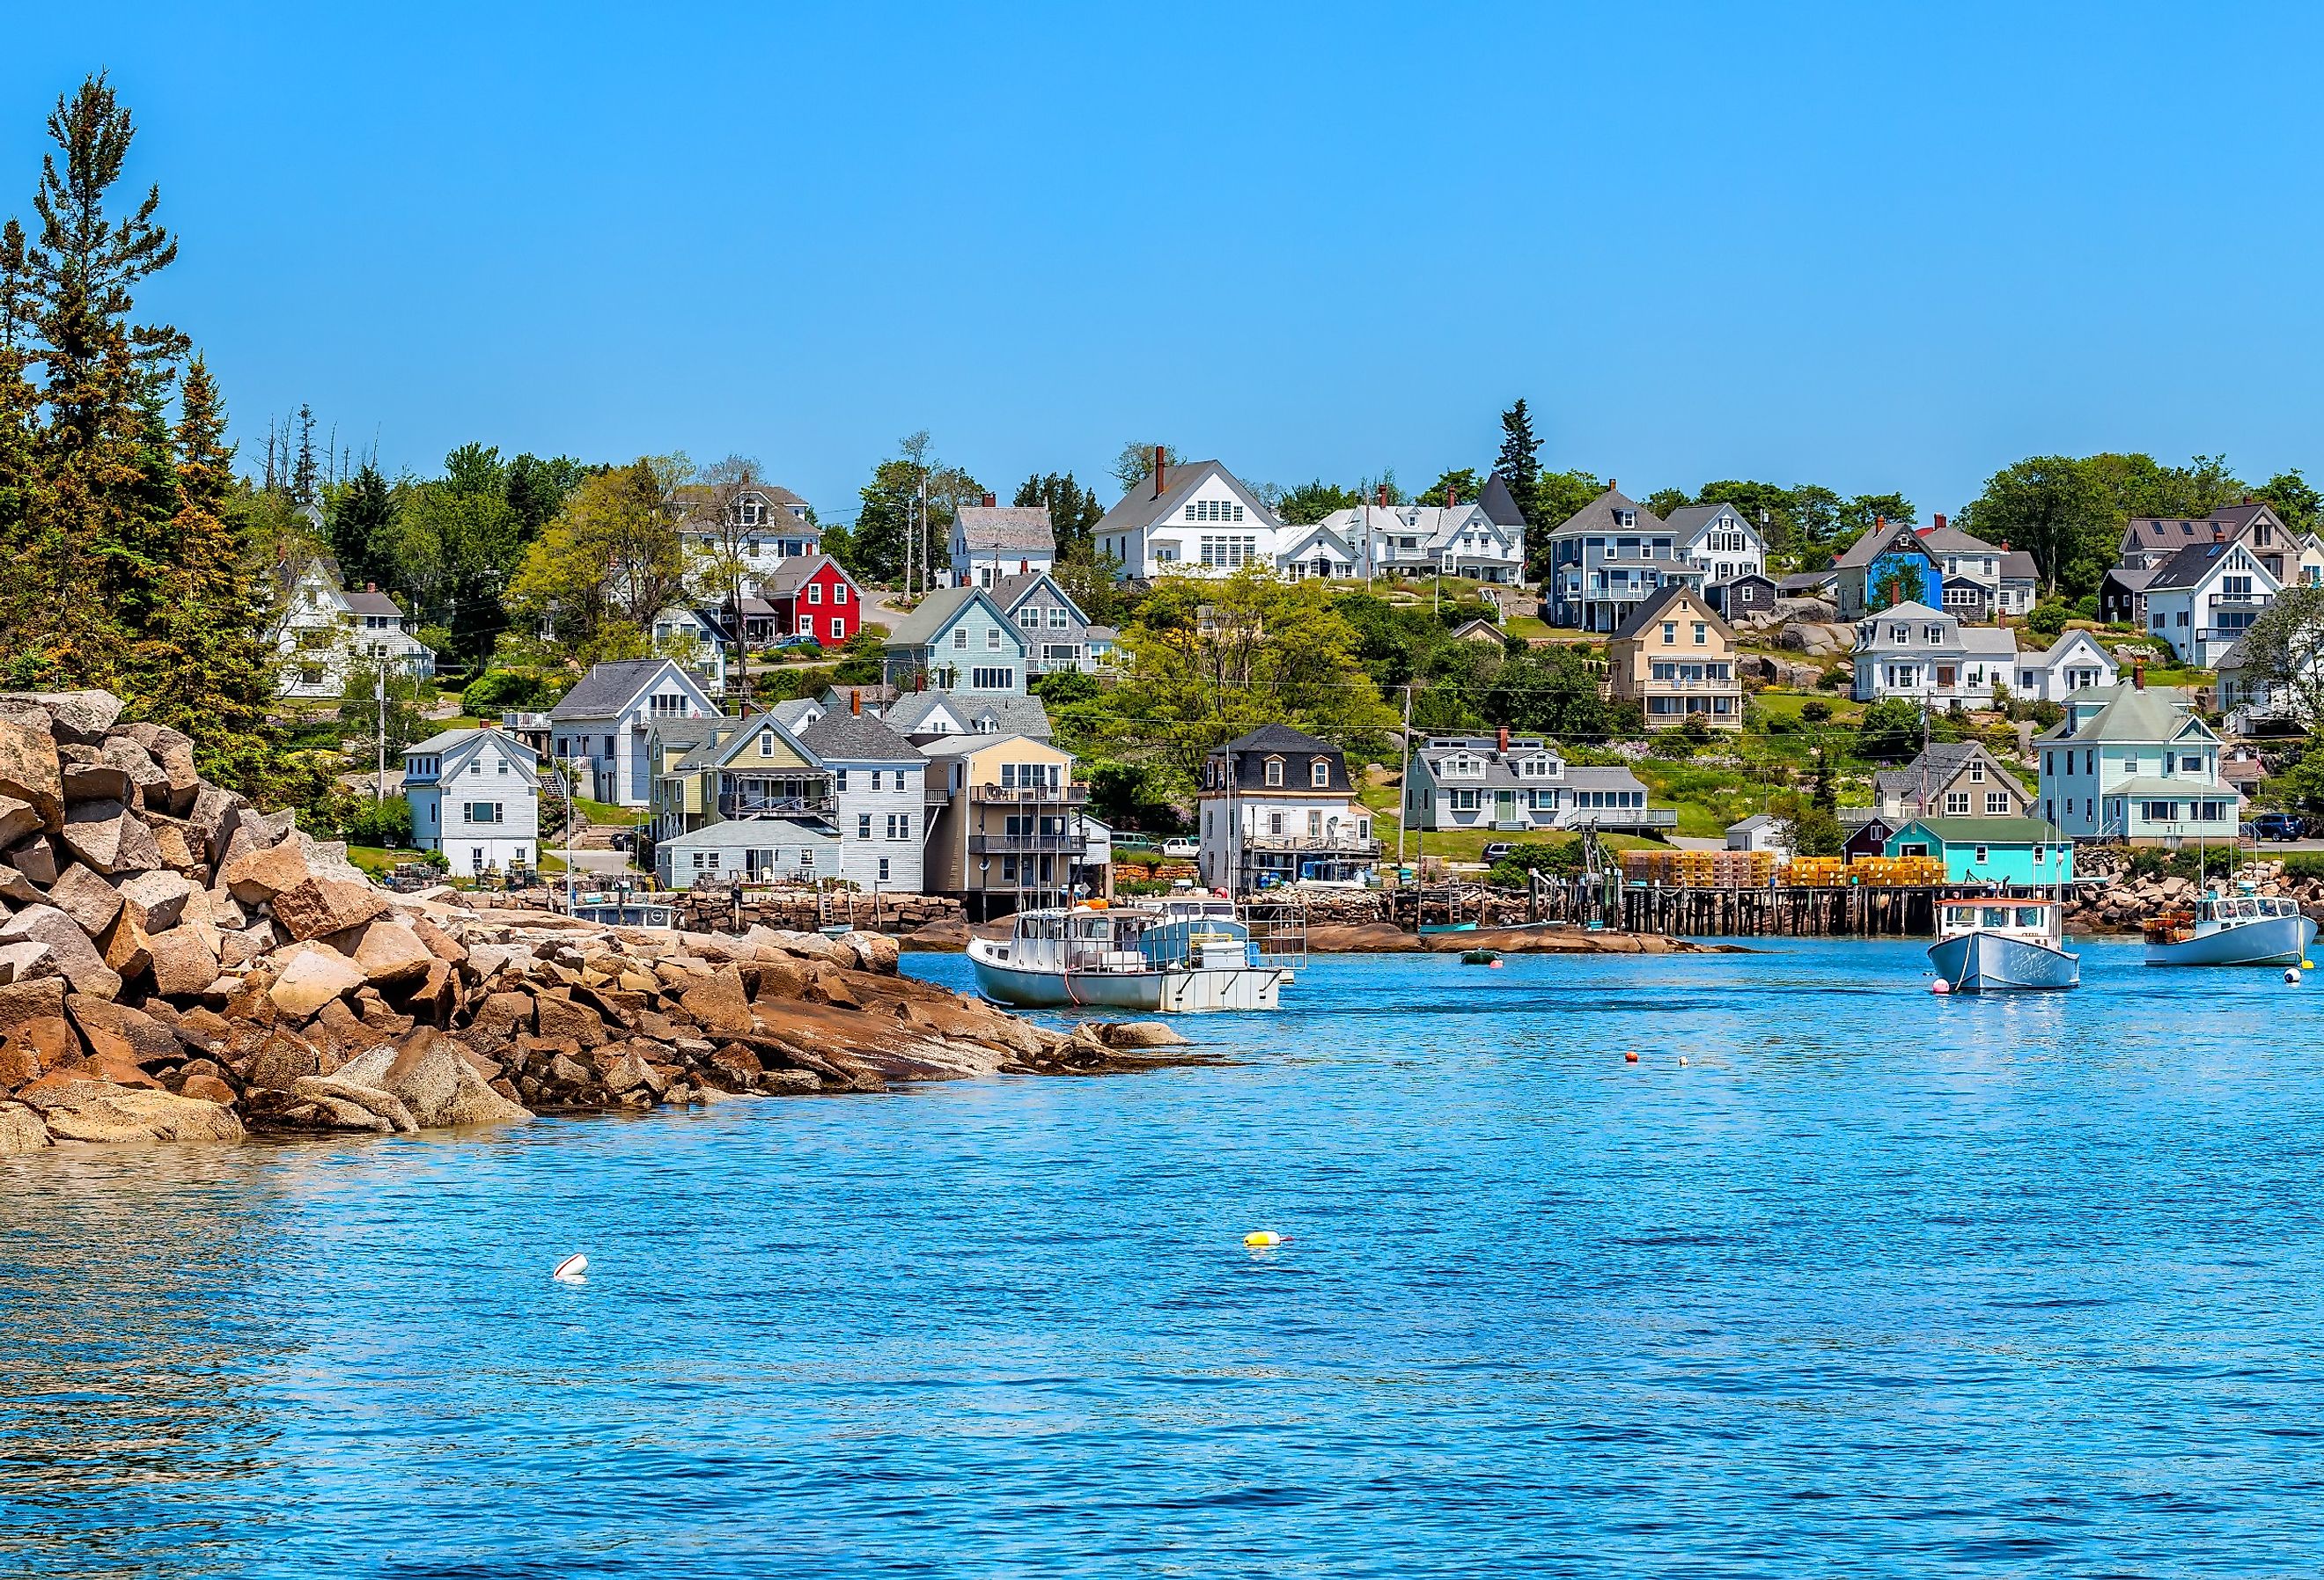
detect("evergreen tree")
(1012, 471), (1104, 554)
(290, 402), (318, 504)
(329, 462), (397, 586)
(1497, 397), (1546, 579)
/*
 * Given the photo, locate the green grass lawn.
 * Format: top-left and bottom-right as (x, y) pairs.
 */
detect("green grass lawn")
(346, 845), (429, 879)
(575, 798), (650, 827)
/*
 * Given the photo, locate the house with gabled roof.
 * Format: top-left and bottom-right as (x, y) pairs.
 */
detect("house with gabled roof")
(648, 710), (836, 889)
(403, 727), (541, 876)
(1850, 600), (2019, 707)
(275, 553), (437, 698)
(548, 657), (722, 807)
(1542, 484), (1705, 632)
(2140, 537), (2280, 665)
(1091, 457), (1293, 582)
(1276, 515), (1364, 582)
(1665, 502), (1769, 607)
(1404, 731), (1670, 835)
(881, 586), (1030, 695)
(673, 481), (818, 597)
(2036, 678), (2240, 841)
(882, 690), (1052, 745)
(2120, 501), (2324, 588)
(951, 496), (1056, 588)
(1872, 741), (2034, 823)
(757, 554), (863, 648)
(1303, 481), (1526, 584)
(991, 570), (1100, 675)
(1833, 518), (1944, 618)
(798, 704), (928, 893)
(2011, 629), (2120, 702)
(1607, 584), (1745, 729)
(919, 732), (1103, 915)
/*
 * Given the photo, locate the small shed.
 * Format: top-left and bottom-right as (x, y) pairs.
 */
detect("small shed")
(1841, 812), (1896, 861)
(1725, 813), (1790, 853)
(1715, 574), (1779, 620)
(1882, 817), (2074, 886)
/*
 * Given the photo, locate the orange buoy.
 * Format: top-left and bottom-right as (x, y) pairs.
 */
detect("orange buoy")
(1624, 1051), (1639, 1063)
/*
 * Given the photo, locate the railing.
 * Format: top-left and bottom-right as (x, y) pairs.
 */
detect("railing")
(923, 786), (953, 805)
(717, 792), (835, 819)
(1566, 808), (1679, 830)
(972, 783), (1089, 805)
(1239, 834), (1385, 855)
(2195, 626), (2258, 645)
(1644, 676), (1739, 690)
(967, 832), (1087, 854)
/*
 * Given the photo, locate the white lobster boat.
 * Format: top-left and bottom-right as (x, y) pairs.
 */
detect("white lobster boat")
(968, 898), (1304, 1013)
(2144, 887), (2318, 967)
(1928, 898), (2080, 992)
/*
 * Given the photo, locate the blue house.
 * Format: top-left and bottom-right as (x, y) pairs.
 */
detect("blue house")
(880, 587), (1029, 696)
(1835, 520), (1943, 619)
(1883, 817), (2075, 887)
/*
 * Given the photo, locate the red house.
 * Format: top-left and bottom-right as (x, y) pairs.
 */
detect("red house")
(762, 555), (863, 647)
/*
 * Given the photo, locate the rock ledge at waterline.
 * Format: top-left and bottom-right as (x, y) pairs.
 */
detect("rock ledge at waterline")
(0, 690), (1191, 1154)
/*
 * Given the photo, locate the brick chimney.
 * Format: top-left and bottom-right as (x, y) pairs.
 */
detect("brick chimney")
(2214, 523), (2225, 542)
(1497, 724), (1510, 753)
(981, 492), (996, 508)
(1376, 484), (1387, 507)
(1448, 483), (1460, 507)
(850, 687), (860, 716)
(365, 581), (377, 592)
(1932, 513), (1947, 532)
(2133, 657), (2146, 690)
(1151, 448), (1167, 498)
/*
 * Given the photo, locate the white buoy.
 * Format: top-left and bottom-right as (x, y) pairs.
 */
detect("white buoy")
(553, 1253), (588, 1283)
(2287, 967), (2302, 986)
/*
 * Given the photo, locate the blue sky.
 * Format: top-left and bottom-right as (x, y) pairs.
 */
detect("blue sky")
(7, 3), (2321, 523)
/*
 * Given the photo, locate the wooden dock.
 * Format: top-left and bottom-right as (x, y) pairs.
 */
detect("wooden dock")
(1388, 877), (1954, 938)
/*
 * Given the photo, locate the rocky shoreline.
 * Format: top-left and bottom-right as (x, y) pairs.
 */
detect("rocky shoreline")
(0, 691), (1194, 1155)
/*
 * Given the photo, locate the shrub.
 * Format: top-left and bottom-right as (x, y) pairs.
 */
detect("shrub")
(1649, 731), (1696, 759)
(2284, 854), (2324, 882)
(2026, 599), (2070, 636)
(1800, 699), (1833, 724)
(343, 795), (414, 848)
(461, 670), (555, 715)
(1485, 841), (1586, 887)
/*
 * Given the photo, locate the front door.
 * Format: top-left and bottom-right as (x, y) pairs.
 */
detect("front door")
(1496, 790), (1515, 823)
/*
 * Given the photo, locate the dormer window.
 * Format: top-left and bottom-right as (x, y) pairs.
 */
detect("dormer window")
(759, 731), (776, 756)
(1264, 757), (1284, 787)
(1311, 760), (1330, 788)
(732, 496), (766, 527)
(1615, 510), (1636, 528)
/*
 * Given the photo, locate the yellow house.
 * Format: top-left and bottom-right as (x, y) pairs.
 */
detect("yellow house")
(919, 733), (1107, 917)
(1607, 584), (1745, 730)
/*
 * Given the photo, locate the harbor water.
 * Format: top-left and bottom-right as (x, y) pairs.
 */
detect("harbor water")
(3, 938), (2321, 1576)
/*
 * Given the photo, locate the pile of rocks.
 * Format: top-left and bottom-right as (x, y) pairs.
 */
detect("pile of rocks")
(0, 691), (1191, 1153)
(486, 886), (968, 937)
(2065, 858), (2323, 934)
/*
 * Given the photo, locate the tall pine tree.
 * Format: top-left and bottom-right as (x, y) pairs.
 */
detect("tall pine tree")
(1496, 398), (1546, 579)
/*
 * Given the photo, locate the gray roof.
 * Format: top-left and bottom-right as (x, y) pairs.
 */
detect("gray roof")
(1563, 764), (1648, 791)
(1477, 472), (1529, 528)
(2215, 636), (2252, 671)
(2144, 539), (2264, 593)
(757, 554), (849, 598)
(769, 697), (823, 731)
(672, 481), (810, 520)
(884, 691), (1053, 741)
(2037, 686), (2210, 746)
(1547, 485), (1667, 540)
(1088, 459), (1279, 540)
(674, 724), (748, 770)
(343, 590), (405, 617)
(403, 726), (540, 786)
(1416, 739), (1563, 790)
(955, 505), (1055, 555)
(884, 587), (1004, 650)
(550, 658), (692, 721)
(992, 570), (1087, 624)
(1872, 742), (2005, 804)
(917, 731), (1036, 758)
(1997, 550), (2040, 581)
(1662, 503), (1753, 538)
(645, 716), (724, 751)
(1835, 521), (1935, 570)
(797, 708), (919, 763)
(1728, 813), (1779, 832)
(1777, 571), (1836, 594)
(2104, 565), (2159, 592)
(1918, 525), (2004, 555)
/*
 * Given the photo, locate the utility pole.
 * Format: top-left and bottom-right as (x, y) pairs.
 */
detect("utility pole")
(1395, 682), (1414, 874)
(374, 665), (386, 806)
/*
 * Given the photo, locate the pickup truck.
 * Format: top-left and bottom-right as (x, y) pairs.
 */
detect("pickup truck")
(1160, 837), (1200, 858)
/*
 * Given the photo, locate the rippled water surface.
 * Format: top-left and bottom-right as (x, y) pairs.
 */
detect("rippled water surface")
(2, 939), (2321, 1576)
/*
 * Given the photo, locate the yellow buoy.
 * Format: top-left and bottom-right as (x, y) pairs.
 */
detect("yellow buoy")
(1244, 1231), (1284, 1248)
(2305, 959), (2315, 970)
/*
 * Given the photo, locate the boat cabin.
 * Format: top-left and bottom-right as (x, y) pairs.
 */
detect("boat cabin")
(2144, 893), (2304, 943)
(1938, 898), (2064, 945)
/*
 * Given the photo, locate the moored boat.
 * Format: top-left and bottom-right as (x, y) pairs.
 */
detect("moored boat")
(1928, 898), (2080, 992)
(968, 897), (1305, 1013)
(2144, 888), (2317, 967)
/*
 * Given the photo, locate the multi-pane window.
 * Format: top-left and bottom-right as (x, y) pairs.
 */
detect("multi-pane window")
(1311, 760), (1330, 787)
(970, 666), (1014, 689)
(1264, 758), (1284, 787)
(1945, 791), (1971, 814)
(1199, 535), (1258, 568)
(1985, 792), (2011, 814)
(464, 802), (504, 824)
(1181, 499), (1246, 522)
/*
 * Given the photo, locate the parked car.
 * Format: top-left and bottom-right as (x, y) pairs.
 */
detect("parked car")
(1113, 834), (1157, 851)
(770, 632), (823, 650)
(2246, 812), (2306, 841)
(1482, 841), (1515, 863)
(1160, 837), (1199, 858)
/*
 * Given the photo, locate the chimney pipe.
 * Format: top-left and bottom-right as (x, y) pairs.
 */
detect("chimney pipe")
(851, 687), (861, 716)
(982, 492), (996, 509)
(2133, 657), (2146, 690)
(1151, 448), (1166, 498)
